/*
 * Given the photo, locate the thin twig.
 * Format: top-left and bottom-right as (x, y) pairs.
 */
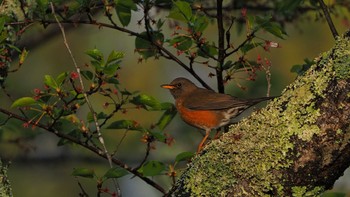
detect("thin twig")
(216, 0), (225, 93)
(226, 30), (257, 57)
(1, 85), (28, 119)
(261, 63), (272, 97)
(7, 18), (213, 90)
(318, 0), (339, 39)
(225, 17), (235, 49)
(76, 177), (89, 197)
(112, 129), (129, 156)
(0, 107), (166, 194)
(49, 2), (121, 196)
(135, 141), (152, 170)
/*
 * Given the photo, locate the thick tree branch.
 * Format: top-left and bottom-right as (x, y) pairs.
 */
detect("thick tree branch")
(169, 34), (350, 196)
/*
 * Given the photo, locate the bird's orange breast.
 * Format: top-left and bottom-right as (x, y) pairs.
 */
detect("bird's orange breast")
(176, 101), (222, 130)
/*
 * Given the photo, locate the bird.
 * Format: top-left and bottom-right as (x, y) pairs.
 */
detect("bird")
(161, 77), (276, 153)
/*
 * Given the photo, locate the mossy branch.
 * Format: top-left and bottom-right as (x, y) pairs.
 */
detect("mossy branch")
(168, 33), (350, 196)
(0, 159), (13, 197)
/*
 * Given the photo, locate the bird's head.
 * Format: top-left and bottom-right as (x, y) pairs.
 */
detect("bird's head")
(161, 77), (198, 99)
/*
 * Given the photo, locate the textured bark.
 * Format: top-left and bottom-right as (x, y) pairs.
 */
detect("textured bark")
(0, 159), (12, 197)
(168, 34), (350, 196)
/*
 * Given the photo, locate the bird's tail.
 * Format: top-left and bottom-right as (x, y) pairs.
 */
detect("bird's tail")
(247, 96), (278, 105)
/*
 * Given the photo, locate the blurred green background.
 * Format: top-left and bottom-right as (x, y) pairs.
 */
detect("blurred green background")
(1, 9), (350, 197)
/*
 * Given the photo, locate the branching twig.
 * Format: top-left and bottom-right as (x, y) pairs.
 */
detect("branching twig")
(7, 17), (213, 90)
(1, 85), (28, 119)
(225, 30), (257, 57)
(0, 107), (166, 194)
(76, 177), (89, 197)
(318, 0), (339, 39)
(135, 141), (152, 170)
(50, 2), (121, 196)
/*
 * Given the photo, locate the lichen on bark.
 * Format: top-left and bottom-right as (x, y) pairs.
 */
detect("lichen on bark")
(0, 159), (13, 197)
(169, 34), (350, 196)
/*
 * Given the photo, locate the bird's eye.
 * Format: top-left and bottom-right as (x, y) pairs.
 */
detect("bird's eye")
(176, 83), (182, 88)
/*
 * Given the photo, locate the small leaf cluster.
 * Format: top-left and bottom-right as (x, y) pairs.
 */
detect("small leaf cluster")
(9, 48), (195, 194)
(11, 48), (176, 142)
(133, 0), (286, 87)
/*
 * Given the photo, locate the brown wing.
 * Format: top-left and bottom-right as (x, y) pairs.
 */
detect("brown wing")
(183, 88), (276, 110)
(183, 88), (249, 110)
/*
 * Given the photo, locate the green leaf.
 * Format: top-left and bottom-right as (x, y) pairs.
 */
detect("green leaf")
(138, 161), (165, 176)
(116, 0), (137, 10)
(107, 120), (144, 131)
(106, 77), (120, 85)
(290, 64), (302, 74)
(222, 60), (233, 70)
(87, 112), (108, 123)
(192, 16), (208, 33)
(168, 1), (192, 21)
(0, 29), (8, 43)
(175, 151), (194, 162)
(57, 129), (82, 146)
(0, 17), (6, 33)
(157, 105), (177, 130)
(44, 75), (58, 89)
(85, 49), (103, 62)
(37, 0), (49, 12)
(131, 94), (164, 110)
(156, 19), (165, 29)
(11, 97), (37, 108)
(255, 15), (286, 39)
(198, 42), (218, 58)
(135, 31), (164, 59)
(150, 131), (166, 142)
(106, 50), (124, 64)
(168, 36), (193, 51)
(115, 0), (137, 26)
(262, 22), (286, 39)
(120, 89), (134, 96)
(72, 168), (95, 178)
(290, 58), (313, 76)
(91, 60), (103, 71)
(56, 72), (68, 86)
(116, 4), (132, 27)
(104, 63), (120, 76)
(103, 167), (129, 179)
(240, 42), (263, 54)
(278, 0), (303, 12)
(81, 70), (94, 80)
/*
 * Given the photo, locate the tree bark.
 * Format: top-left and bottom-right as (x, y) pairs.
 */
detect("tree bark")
(0, 159), (13, 197)
(168, 33), (350, 196)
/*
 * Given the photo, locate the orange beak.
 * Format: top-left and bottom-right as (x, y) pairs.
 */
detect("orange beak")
(161, 84), (176, 89)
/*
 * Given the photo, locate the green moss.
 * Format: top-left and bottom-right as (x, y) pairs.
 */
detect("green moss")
(178, 36), (350, 196)
(0, 159), (12, 197)
(292, 186), (324, 197)
(332, 38), (350, 80)
(184, 151), (237, 196)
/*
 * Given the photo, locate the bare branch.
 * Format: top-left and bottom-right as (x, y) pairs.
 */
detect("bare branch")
(216, 0), (225, 93)
(50, 3), (121, 195)
(318, 0), (339, 39)
(0, 107), (166, 194)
